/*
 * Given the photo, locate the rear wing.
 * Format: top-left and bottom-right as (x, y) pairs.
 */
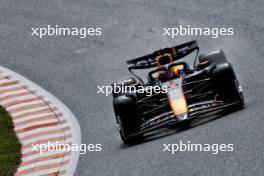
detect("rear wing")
(127, 40), (199, 69)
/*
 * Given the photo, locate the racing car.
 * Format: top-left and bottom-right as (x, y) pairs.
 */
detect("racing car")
(112, 40), (244, 144)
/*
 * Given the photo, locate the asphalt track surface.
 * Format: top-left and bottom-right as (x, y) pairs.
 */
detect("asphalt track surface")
(1, 1), (264, 176)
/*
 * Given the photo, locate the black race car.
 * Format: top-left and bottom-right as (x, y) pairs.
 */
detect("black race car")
(112, 40), (244, 144)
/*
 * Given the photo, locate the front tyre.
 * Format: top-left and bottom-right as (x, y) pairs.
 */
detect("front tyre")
(113, 94), (144, 144)
(212, 63), (244, 109)
(116, 115), (144, 144)
(199, 50), (244, 109)
(232, 78), (244, 108)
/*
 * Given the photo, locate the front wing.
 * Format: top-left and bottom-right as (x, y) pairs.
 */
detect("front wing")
(128, 100), (241, 138)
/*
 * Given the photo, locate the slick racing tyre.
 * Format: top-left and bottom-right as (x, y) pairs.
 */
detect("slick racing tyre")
(113, 94), (144, 144)
(116, 114), (144, 144)
(199, 50), (244, 108)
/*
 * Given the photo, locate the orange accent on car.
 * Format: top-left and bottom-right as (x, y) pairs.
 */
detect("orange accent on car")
(172, 47), (177, 57)
(169, 96), (188, 116)
(170, 66), (180, 77)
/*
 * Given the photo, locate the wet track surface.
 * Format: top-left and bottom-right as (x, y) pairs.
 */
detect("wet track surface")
(1, 0), (264, 175)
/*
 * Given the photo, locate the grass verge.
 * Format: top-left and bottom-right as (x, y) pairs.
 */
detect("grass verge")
(0, 106), (21, 176)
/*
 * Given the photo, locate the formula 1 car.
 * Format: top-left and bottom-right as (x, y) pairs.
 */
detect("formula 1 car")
(112, 40), (244, 144)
